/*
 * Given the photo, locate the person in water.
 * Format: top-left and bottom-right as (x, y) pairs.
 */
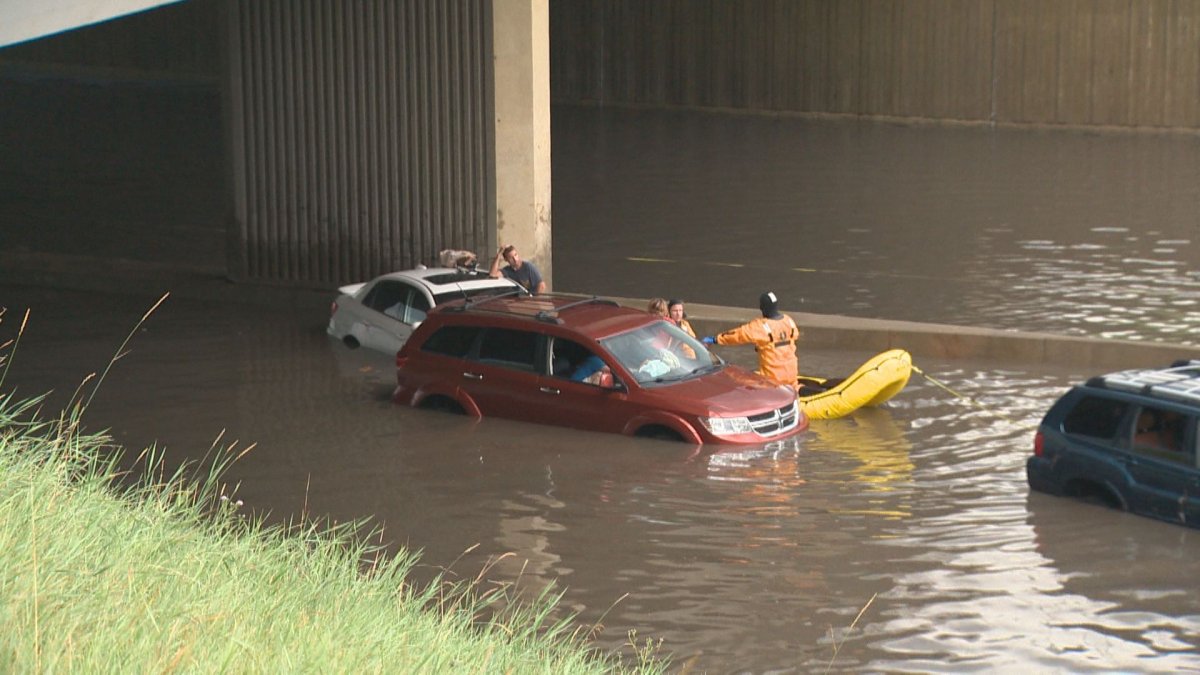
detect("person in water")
(702, 291), (799, 391)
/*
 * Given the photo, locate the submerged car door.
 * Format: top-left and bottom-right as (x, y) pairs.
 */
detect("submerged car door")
(359, 280), (427, 354)
(460, 327), (545, 419)
(532, 336), (634, 433)
(1124, 406), (1199, 524)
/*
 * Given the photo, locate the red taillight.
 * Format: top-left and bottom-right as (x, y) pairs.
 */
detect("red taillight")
(396, 353), (408, 370)
(1033, 430), (1044, 457)
(330, 300), (339, 317)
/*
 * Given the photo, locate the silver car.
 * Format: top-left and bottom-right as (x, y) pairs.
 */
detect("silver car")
(327, 267), (526, 355)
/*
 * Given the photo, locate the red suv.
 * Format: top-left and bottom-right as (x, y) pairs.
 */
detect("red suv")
(392, 293), (807, 444)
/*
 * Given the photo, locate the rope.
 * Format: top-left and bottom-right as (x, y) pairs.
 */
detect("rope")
(911, 363), (1021, 424)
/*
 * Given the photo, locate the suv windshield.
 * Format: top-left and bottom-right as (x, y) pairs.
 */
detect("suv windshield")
(599, 321), (721, 384)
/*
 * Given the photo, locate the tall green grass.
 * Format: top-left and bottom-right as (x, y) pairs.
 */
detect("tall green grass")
(0, 301), (664, 673)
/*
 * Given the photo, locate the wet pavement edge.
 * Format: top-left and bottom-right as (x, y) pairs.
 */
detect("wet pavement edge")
(2, 251), (1196, 371)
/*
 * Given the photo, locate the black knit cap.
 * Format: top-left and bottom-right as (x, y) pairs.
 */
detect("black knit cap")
(759, 291), (779, 317)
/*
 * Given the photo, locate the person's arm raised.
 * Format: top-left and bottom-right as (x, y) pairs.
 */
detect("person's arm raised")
(488, 246), (505, 279)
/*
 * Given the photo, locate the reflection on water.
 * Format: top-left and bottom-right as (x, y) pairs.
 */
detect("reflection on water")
(808, 408), (914, 495)
(553, 106), (1200, 345)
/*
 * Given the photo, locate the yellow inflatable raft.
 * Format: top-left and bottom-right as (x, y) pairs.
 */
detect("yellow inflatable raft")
(797, 349), (913, 420)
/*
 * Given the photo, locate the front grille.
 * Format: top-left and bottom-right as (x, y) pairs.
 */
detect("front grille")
(747, 400), (799, 437)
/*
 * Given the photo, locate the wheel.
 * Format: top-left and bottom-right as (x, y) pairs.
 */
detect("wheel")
(419, 395), (465, 415)
(635, 426), (684, 442)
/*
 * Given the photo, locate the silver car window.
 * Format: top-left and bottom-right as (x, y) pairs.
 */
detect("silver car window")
(364, 281), (411, 318)
(408, 292), (431, 324)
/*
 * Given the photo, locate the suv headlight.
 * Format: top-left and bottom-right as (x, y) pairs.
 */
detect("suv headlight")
(702, 415), (753, 435)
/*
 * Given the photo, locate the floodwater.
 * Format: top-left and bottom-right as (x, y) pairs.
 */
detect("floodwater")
(6, 108), (1200, 671)
(553, 106), (1200, 346)
(5, 284), (1198, 672)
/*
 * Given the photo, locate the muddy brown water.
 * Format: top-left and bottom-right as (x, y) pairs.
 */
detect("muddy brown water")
(4, 284), (1198, 672)
(5, 108), (1200, 671)
(552, 106), (1200, 347)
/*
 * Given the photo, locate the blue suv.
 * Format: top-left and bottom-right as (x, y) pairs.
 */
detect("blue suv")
(1027, 360), (1200, 528)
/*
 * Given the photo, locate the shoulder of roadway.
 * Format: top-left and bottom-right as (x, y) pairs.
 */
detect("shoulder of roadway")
(1, 251), (1195, 371)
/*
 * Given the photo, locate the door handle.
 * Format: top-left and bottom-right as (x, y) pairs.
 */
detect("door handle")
(462, 372), (483, 380)
(539, 386), (560, 395)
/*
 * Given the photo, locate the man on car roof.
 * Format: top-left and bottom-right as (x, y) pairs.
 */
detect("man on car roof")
(489, 244), (546, 295)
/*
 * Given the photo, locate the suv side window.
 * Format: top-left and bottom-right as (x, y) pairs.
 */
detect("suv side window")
(475, 328), (539, 372)
(549, 337), (611, 385)
(1191, 418), (1200, 469)
(1130, 405), (1194, 466)
(421, 325), (480, 358)
(1062, 395), (1129, 441)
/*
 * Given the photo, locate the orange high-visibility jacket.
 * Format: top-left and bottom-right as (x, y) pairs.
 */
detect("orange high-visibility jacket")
(676, 318), (696, 338)
(672, 318), (697, 359)
(716, 314), (799, 389)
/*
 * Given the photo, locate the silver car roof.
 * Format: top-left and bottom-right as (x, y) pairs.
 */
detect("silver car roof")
(369, 267), (522, 293)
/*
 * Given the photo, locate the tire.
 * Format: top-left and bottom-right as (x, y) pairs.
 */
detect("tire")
(419, 395), (465, 415)
(635, 426), (684, 442)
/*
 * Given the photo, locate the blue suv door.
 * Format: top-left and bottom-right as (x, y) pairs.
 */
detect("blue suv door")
(1122, 405), (1200, 525)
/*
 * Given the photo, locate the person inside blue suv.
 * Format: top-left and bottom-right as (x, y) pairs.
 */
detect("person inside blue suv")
(1133, 408), (1185, 459)
(1028, 360), (1200, 529)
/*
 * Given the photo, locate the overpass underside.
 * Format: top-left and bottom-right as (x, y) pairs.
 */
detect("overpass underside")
(2, 1), (1198, 289)
(1, 0), (549, 288)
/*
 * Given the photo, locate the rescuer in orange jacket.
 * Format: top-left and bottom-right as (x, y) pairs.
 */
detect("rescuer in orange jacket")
(701, 291), (799, 391)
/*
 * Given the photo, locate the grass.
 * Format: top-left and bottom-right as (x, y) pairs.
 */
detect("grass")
(0, 301), (665, 674)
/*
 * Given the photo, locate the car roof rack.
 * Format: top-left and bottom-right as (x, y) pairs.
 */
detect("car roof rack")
(452, 287), (528, 311)
(422, 268), (488, 285)
(1095, 359), (1200, 405)
(447, 292), (621, 321)
(534, 296), (619, 324)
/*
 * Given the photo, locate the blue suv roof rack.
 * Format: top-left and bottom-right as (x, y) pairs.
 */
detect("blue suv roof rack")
(1096, 360), (1200, 405)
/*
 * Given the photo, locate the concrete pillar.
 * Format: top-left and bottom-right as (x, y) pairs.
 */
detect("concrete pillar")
(491, 0), (552, 287)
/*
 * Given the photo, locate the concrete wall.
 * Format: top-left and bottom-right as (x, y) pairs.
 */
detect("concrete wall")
(227, 0), (496, 285)
(491, 0), (552, 286)
(551, 0), (1200, 130)
(0, 0), (218, 74)
(1, 0), (551, 288)
(0, 0), (227, 274)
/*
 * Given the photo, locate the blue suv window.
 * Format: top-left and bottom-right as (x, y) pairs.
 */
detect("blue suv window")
(1130, 405), (1195, 466)
(1062, 395), (1129, 441)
